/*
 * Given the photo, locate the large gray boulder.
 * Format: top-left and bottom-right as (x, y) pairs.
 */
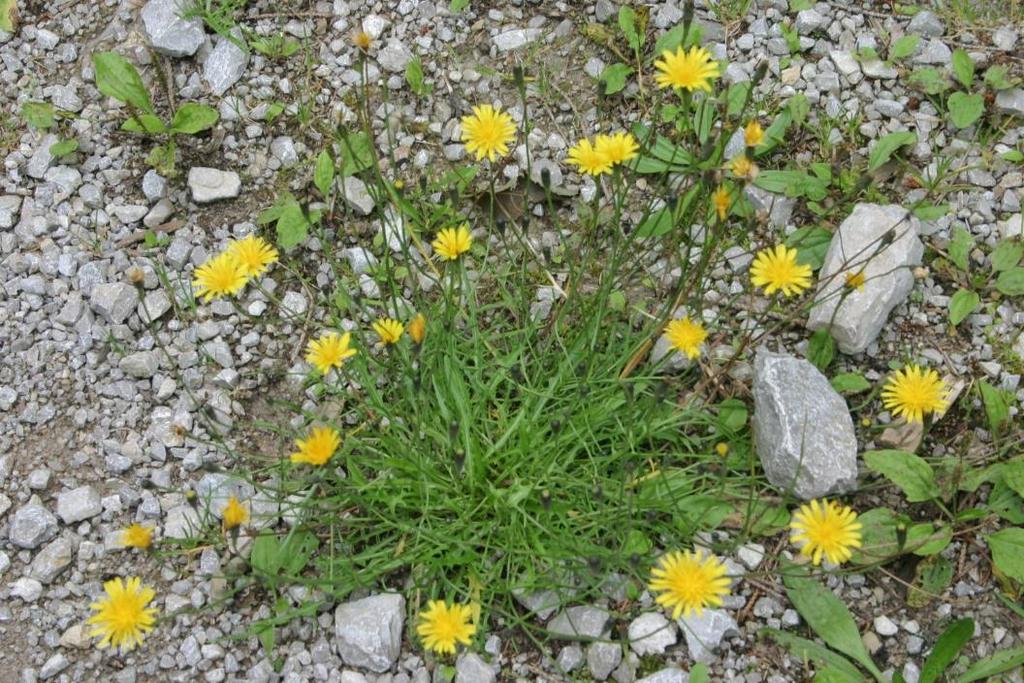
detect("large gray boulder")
(334, 593), (405, 672)
(807, 204), (923, 354)
(753, 350), (858, 499)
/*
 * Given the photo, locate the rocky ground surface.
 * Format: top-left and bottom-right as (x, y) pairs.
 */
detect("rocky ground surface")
(1, 0), (1024, 681)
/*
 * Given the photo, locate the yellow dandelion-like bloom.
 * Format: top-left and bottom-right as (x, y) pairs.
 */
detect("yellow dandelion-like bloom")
(86, 577), (157, 652)
(744, 120), (764, 147)
(648, 550), (731, 619)
(566, 138), (614, 176)
(221, 496), (249, 530)
(408, 313), (426, 345)
(120, 524), (153, 550)
(460, 104), (516, 162)
(432, 225), (473, 260)
(373, 318), (405, 345)
(750, 244), (813, 297)
(712, 186), (731, 221)
(290, 426), (341, 466)
(595, 131), (639, 166)
(416, 600), (477, 655)
(789, 499), (862, 566)
(653, 46), (721, 92)
(192, 252), (248, 302)
(305, 332), (358, 375)
(845, 271), (866, 291)
(729, 155), (757, 180)
(715, 442), (730, 457)
(353, 30), (371, 51)
(225, 234), (279, 279)
(665, 317), (707, 360)
(881, 365), (948, 423)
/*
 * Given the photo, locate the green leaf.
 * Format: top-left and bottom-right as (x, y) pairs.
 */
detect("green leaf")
(755, 170), (829, 201)
(807, 328), (835, 371)
(785, 226), (833, 269)
(170, 103), (219, 135)
(0, 0), (16, 33)
(996, 267), (1024, 295)
(868, 130), (916, 171)
(91, 51), (154, 113)
(600, 63), (634, 95)
(405, 56), (432, 96)
(906, 522), (952, 556)
(991, 240), (1023, 271)
(1003, 459), (1024, 498)
(689, 663), (710, 683)
(1003, 149), (1024, 162)
(920, 618), (974, 683)
(449, 0), (469, 10)
(21, 101), (56, 129)
(863, 450), (939, 502)
(979, 380), (1011, 433)
(948, 288), (980, 326)
(890, 35), (920, 60)
(830, 372), (871, 394)
(951, 48), (974, 88)
(726, 82), (752, 118)
(986, 527), (1024, 581)
(337, 131), (374, 177)
(947, 92), (984, 129)
(49, 139), (78, 157)
(121, 113), (168, 134)
(908, 555), (953, 607)
(618, 6), (642, 52)
(990, 479), (1024, 524)
(761, 629), (863, 682)
(314, 150), (335, 198)
(957, 645), (1024, 682)
(909, 67), (951, 95)
(636, 206), (673, 238)
(652, 22), (702, 56)
(783, 573), (883, 679)
(788, 93), (811, 126)
(717, 398), (748, 432)
(913, 203), (948, 221)
(948, 226), (973, 271)
(983, 64), (1018, 90)
(276, 201), (309, 249)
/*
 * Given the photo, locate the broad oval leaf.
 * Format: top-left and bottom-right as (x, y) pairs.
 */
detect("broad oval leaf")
(863, 450), (939, 502)
(948, 288), (979, 326)
(92, 51), (154, 113)
(951, 48), (974, 89)
(986, 527), (1024, 582)
(996, 267), (1024, 296)
(170, 103), (219, 135)
(947, 91), (984, 129)
(868, 131), (916, 171)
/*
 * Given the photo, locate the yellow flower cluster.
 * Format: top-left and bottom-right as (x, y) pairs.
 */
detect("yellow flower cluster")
(566, 131), (639, 176)
(192, 234), (279, 302)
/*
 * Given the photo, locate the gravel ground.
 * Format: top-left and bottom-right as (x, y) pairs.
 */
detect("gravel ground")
(2, 0), (1024, 681)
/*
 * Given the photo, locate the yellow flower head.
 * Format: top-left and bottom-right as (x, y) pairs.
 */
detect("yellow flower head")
(416, 600), (477, 655)
(373, 318), (405, 345)
(221, 496), (249, 530)
(192, 252), (248, 302)
(750, 244), (813, 297)
(653, 46), (721, 92)
(715, 442), (730, 457)
(566, 138), (614, 176)
(433, 225), (473, 260)
(789, 499), (862, 566)
(87, 577), (157, 652)
(665, 317), (707, 360)
(881, 364), (948, 424)
(226, 234), (279, 279)
(290, 426), (341, 466)
(712, 185), (731, 221)
(461, 104), (516, 162)
(648, 550), (731, 619)
(595, 131), (639, 166)
(120, 524), (153, 550)
(744, 120), (764, 147)
(408, 313), (427, 345)
(729, 155), (757, 180)
(353, 30), (372, 51)
(845, 271), (866, 291)
(306, 332), (358, 375)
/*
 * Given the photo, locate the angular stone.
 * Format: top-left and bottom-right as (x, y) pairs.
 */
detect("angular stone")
(377, 39), (413, 73)
(807, 203), (923, 353)
(57, 485), (102, 523)
(913, 39), (952, 65)
(10, 577), (44, 602)
(996, 89), (1024, 118)
(141, 0), (206, 57)
(753, 350), (858, 500)
(677, 609), (738, 662)
(27, 134), (59, 179)
(628, 612), (677, 656)
(493, 28), (543, 52)
(548, 606), (610, 640)
(341, 247), (378, 275)
(120, 351), (160, 378)
(139, 290), (172, 323)
(795, 9), (825, 34)
(188, 167), (241, 203)
(907, 10), (945, 37)
(862, 59), (897, 79)
(39, 653), (69, 680)
(744, 185), (795, 228)
(587, 641), (622, 681)
(342, 176), (375, 215)
(10, 499), (59, 549)
(203, 29), (248, 95)
(29, 536), (74, 583)
(830, 50), (861, 79)
(455, 652), (495, 683)
(334, 594), (405, 672)
(1000, 213), (1023, 239)
(90, 283), (138, 324)
(637, 668), (689, 683)
(512, 587), (562, 621)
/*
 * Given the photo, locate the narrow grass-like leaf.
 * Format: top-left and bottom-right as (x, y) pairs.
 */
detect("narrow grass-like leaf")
(920, 618), (973, 683)
(956, 644), (1024, 682)
(868, 131), (916, 171)
(761, 628), (863, 681)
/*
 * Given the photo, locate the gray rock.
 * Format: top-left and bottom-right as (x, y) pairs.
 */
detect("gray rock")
(907, 11), (945, 37)
(10, 499), (59, 549)
(342, 176), (376, 215)
(142, 170), (167, 201)
(144, 199), (174, 228)
(627, 613), (677, 656)
(141, 0), (206, 57)
(861, 59), (897, 79)
(677, 609), (738, 662)
(0, 195), (21, 228)
(114, 204), (150, 224)
(512, 587), (562, 621)
(999, 213), (1023, 239)
(334, 594), (405, 672)
(874, 615), (899, 636)
(204, 29), (248, 95)
(120, 351), (160, 378)
(27, 134), (59, 179)
(752, 350), (858, 500)
(378, 39), (413, 73)
(342, 247), (378, 275)
(39, 653), (69, 680)
(139, 290), (172, 322)
(807, 204), (923, 353)
(637, 669), (689, 683)
(913, 39), (952, 65)
(10, 577), (44, 602)
(830, 50), (861, 79)
(744, 185), (795, 228)
(455, 652), (495, 683)
(736, 543), (765, 570)
(271, 136), (298, 166)
(29, 536), (74, 583)
(493, 28), (543, 52)
(57, 485), (102, 523)
(90, 283), (138, 324)
(992, 28), (1018, 52)
(587, 641), (622, 681)
(996, 89), (1024, 117)
(556, 645), (584, 673)
(188, 167), (241, 203)
(795, 9), (825, 34)
(548, 606), (610, 640)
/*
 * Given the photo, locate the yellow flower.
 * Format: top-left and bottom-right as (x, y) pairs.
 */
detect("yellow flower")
(408, 313), (426, 345)
(881, 365), (948, 423)
(433, 225), (473, 260)
(226, 234), (279, 279)
(290, 426), (341, 466)
(192, 252), (248, 302)
(86, 577), (157, 652)
(461, 104), (516, 162)
(353, 30), (372, 51)
(750, 244), (813, 297)
(648, 550), (731, 619)
(595, 131), (639, 166)
(715, 442), (730, 457)
(743, 120), (764, 147)
(221, 496), (249, 530)
(711, 185), (731, 221)
(416, 600), (477, 655)
(653, 46), (721, 92)
(665, 317), (707, 360)
(373, 318), (405, 345)
(566, 138), (613, 176)
(306, 332), (358, 375)
(845, 271), (866, 291)
(789, 499), (862, 566)
(120, 524), (153, 550)
(729, 155), (757, 180)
